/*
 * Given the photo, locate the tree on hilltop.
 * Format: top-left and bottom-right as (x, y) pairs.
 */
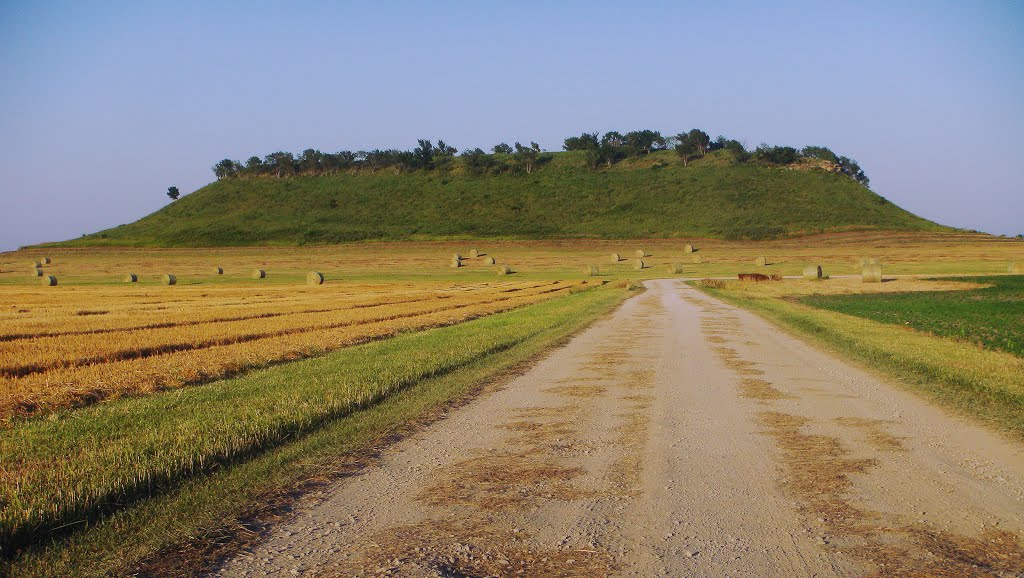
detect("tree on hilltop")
(687, 129), (711, 156)
(166, 186), (180, 200)
(563, 132), (600, 152)
(674, 133), (696, 166)
(513, 142), (542, 174)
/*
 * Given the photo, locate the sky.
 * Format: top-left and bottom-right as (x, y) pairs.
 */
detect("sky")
(1, 0), (1022, 251)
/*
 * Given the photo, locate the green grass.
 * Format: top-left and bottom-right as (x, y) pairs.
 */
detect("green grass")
(799, 276), (1024, 357)
(695, 283), (1024, 439)
(52, 150), (944, 247)
(0, 285), (628, 575)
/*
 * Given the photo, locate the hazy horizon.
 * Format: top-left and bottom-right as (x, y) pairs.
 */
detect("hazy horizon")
(2, 1), (1022, 252)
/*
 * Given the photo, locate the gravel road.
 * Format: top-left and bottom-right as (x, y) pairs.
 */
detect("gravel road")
(213, 279), (1024, 577)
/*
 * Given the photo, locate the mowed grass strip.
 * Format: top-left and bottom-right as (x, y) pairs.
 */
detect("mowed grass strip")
(696, 284), (1024, 438)
(0, 285), (625, 561)
(0, 282), (569, 422)
(798, 275), (1024, 357)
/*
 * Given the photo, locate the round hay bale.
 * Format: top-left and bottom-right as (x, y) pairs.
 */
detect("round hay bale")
(1008, 261), (1023, 274)
(41, 275), (57, 287)
(862, 263), (882, 283)
(483, 256), (495, 265)
(611, 253), (621, 263)
(583, 264), (599, 276)
(754, 256), (767, 266)
(668, 262), (684, 274)
(497, 265), (512, 276)
(803, 265), (823, 280)
(633, 259), (645, 270)
(469, 249), (479, 258)
(683, 244), (694, 253)
(306, 271), (325, 285)
(251, 269), (266, 279)
(162, 274), (177, 286)
(690, 254), (703, 264)
(450, 257), (462, 268)
(42, 257), (51, 265)
(452, 253), (462, 260)
(123, 273), (138, 283)
(214, 267), (224, 275)
(30, 268), (43, 277)
(30, 260), (42, 268)
(634, 249), (646, 258)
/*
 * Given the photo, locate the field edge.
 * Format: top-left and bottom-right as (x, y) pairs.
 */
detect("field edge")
(4, 286), (634, 577)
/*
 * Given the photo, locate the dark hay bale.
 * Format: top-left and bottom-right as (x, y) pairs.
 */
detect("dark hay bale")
(306, 271), (325, 285)
(251, 269), (266, 279)
(41, 275), (58, 287)
(123, 273), (138, 283)
(162, 274), (177, 285)
(803, 265), (823, 280)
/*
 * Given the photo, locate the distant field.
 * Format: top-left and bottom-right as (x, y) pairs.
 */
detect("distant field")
(1, 230), (1022, 574)
(5, 230), (1022, 286)
(800, 276), (1024, 357)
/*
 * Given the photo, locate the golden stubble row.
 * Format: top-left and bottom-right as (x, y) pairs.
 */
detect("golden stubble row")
(0, 282), (551, 375)
(0, 281), (540, 337)
(0, 282), (574, 422)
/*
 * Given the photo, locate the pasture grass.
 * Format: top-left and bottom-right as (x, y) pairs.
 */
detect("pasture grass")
(799, 275), (1024, 357)
(1, 285), (628, 576)
(54, 150), (942, 247)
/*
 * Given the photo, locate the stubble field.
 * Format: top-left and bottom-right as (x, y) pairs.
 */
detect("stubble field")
(1, 230), (1022, 575)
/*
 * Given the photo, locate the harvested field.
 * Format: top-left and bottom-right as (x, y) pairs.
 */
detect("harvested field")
(0, 280), (576, 421)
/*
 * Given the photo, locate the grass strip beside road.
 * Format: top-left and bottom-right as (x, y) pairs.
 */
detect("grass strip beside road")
(695, 284), (1024, 439)
(1, 285), (630, 575)
(798, 276), (1024, 358)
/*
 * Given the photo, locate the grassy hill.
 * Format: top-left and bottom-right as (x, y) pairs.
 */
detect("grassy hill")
(60, 150), (946, 247)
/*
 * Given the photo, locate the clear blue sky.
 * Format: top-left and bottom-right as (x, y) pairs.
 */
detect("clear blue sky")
(1, 0), (1022, 251)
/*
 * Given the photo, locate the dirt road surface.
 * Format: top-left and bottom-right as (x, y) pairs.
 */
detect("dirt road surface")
(212, 280), (1024, 577)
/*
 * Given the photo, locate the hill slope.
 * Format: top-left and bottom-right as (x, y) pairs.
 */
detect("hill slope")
(63, 151), (945, 247)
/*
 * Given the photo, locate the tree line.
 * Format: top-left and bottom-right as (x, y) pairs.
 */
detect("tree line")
(210, 130), (868, 186)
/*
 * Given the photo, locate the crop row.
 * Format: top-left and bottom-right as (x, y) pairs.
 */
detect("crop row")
(0, 282), (571, 422)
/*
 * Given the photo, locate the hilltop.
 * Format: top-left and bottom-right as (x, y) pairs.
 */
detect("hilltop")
(59, 149), (945, 247)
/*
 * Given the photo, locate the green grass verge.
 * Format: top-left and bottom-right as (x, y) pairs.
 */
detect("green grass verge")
(56, 150), (942, 247)
(798, 275), (1024, 357)
(1, 285), (629, 576)
(695, 284), (1024, 439)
